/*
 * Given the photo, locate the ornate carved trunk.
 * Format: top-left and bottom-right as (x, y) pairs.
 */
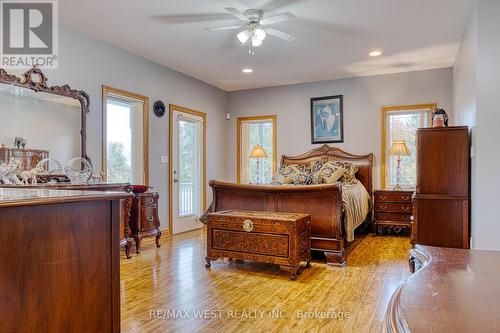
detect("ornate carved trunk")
(206, 210), (311, 280)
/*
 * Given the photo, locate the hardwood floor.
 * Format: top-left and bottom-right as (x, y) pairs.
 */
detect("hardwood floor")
(121, 229), (411, 333)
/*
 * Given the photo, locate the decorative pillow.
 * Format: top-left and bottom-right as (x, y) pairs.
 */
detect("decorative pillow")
(273, 164), (311, 185)
(311, 172), (322, 185)
(293, 171), (313, 185)
(332, 161), (359, 183)
(272, 165), (299, 184)
(309, 160), (324, 173)
(317, 162), (347, 184)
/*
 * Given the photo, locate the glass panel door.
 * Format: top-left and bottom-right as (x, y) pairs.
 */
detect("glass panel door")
(178, 119), (199, 217)
(171, 110), (204, 234)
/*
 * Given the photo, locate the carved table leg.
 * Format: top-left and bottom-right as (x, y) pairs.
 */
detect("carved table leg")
(279, 265), (300, 281)
(306, 256), (312, 268)
(155, 229), (161, 248)
(205, 256), (218, 268)
(125, 239), (132, 259)
(123, 198), (133, 258)
(133, 234), (142, 254)
(325, 249), (346, 267)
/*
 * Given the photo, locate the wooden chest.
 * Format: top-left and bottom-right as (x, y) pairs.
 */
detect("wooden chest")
(206, 210), (311, 280)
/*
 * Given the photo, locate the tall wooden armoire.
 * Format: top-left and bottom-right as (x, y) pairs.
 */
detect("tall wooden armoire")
(412, 126), (470, 248)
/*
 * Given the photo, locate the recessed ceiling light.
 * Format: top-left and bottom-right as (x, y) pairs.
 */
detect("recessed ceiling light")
(242, 68), (253, 73)
(369, 49), (383, 57)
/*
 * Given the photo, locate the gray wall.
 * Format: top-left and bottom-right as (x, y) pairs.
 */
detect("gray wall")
(13, 26), (228, 231)
(453, 4), (477, 247)
(452, 0), (500, 251)
(474, 0), (500, 250)
(227, 68), (453, 188)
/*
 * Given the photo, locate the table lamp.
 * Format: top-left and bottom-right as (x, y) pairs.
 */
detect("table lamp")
(389, 140), (411, 190)
(249, 144), (268, 184)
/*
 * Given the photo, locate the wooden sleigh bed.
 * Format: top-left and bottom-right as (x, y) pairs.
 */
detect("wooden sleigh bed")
(202, 145), (373, 266)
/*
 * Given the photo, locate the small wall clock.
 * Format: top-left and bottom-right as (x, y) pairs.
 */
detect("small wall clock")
(153, 100), (166, 118)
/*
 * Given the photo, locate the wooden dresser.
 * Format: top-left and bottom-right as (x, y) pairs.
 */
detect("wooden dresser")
(413, 126), (470, 248)
(129, 191), (161, 253)
(206, 210), (311, 280)
(0, 182), (134, 258)
(385, 245), (500, 333)
(0, 188), (132, 333)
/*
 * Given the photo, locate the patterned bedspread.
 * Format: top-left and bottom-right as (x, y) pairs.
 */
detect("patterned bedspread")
(341, 180), (371, 242)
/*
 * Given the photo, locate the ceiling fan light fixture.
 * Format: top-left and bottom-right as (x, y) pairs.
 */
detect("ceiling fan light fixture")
(251, 36), (263, 47)
(207, 7), (295, 55)
(237, 30), (250, 44)
(254, 28), (266, 42)
(369, 49), (383, 57)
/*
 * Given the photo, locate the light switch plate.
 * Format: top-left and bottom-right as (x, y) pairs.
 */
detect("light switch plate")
(160, 155), (168, 164)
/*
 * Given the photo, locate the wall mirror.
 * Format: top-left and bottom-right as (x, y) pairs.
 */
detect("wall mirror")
(0, 67), (90, 171)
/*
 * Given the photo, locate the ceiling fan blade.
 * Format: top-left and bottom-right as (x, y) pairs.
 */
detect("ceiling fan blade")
(206, 25), (243, 31)
(152, 13), (234, 24)
(261, 12), (295, 25)
(224, 7), (247, 21)
(260, 0), (306, 12)
(266, 28), (295, 41)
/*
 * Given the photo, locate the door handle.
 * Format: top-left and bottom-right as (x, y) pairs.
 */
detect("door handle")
(173, 179), (179, 183)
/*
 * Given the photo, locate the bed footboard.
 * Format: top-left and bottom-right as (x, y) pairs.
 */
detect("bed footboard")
(202, 180), (346, 266)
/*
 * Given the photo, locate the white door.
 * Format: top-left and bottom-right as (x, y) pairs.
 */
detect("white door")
(171, 110), (204, 234)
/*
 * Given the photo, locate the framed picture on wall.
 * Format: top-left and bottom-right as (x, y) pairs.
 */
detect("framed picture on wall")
(310, 95), (344, 143)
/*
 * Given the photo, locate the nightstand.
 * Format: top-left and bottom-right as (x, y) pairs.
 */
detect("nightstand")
(373, 189), (414, 235)
(129, 191), (161, 253)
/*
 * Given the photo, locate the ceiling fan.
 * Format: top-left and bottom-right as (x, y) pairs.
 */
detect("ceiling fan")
(206, 7), (296, 55)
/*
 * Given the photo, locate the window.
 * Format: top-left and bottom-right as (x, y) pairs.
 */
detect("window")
(102, 86), (149, 185)
(381, 104), (435, 188)
(237, 115), (276, 184)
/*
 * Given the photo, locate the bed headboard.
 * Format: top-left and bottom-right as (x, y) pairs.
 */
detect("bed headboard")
(280, 144), (374, 194)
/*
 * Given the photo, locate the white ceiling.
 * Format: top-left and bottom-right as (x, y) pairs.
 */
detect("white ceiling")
(60, 0), (474, 91)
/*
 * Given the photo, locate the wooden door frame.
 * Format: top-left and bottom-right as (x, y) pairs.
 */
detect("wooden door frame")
(168, 104), (207, 233)
(380, 103), (435, 189)
(102, 85), (149, 185)
(236, 115), (277, 184)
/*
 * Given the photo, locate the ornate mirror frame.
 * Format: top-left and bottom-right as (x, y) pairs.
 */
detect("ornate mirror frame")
(0, 66), (90, 160)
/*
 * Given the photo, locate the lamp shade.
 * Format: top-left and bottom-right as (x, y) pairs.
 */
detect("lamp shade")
(249, 144), (268, 158)
(389, 140), (411, 156)
(237, 30), (249, 44)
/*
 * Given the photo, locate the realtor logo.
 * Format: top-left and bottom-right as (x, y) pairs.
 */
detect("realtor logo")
(1, 0), (58, 68)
